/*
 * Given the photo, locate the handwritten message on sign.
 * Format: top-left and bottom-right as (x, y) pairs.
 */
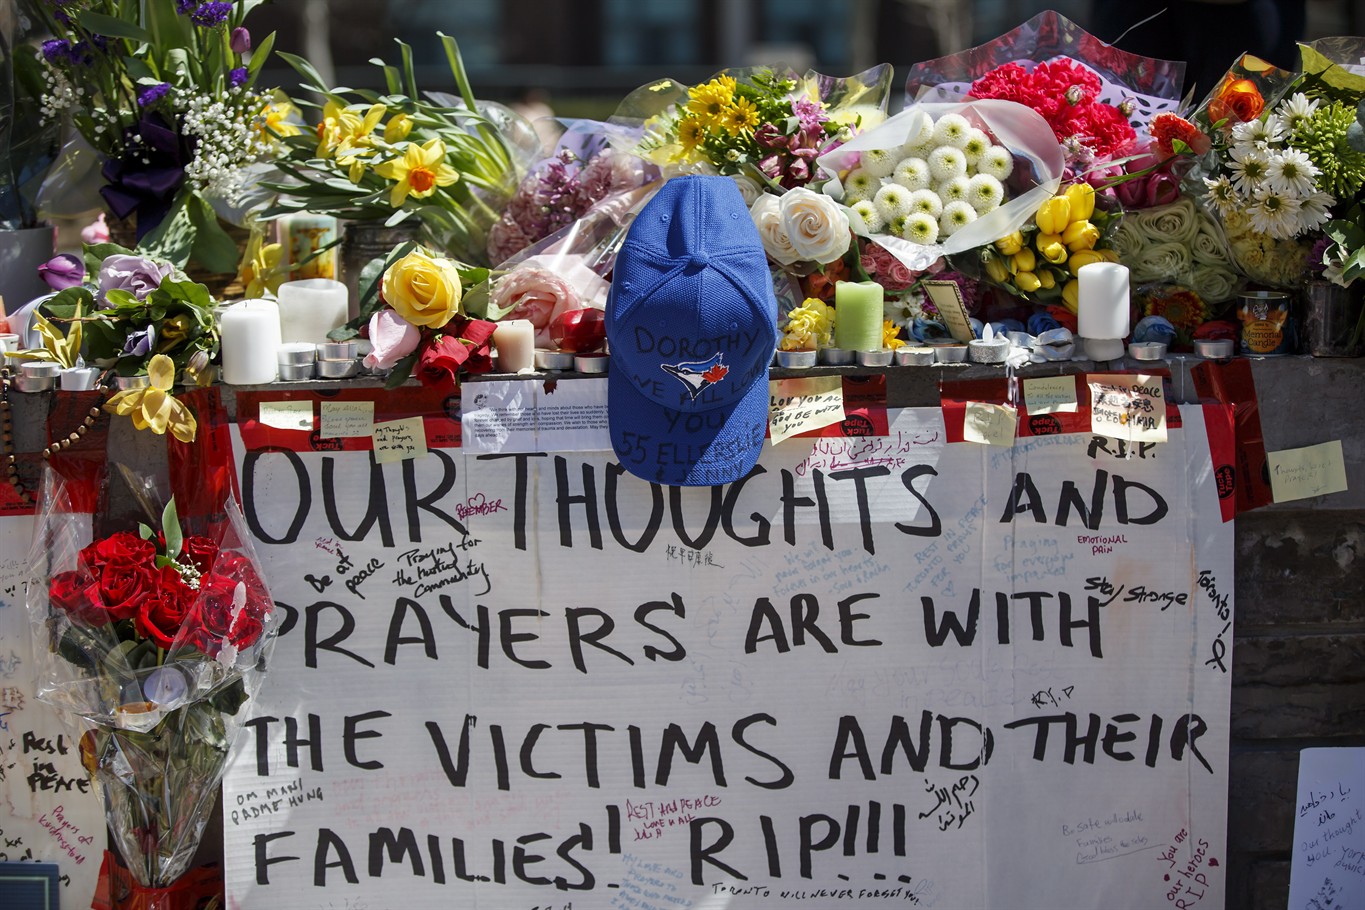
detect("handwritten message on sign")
(225, 404), (1234, 909)
(963, 402), (1017, 447)
(1024, 376), (1079, 415)
(1288, 748), (1365, 910)
(1088, 374), (1167, 444)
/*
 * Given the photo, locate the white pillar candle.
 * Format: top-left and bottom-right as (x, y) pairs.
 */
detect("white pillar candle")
(1077, 262), (1131, 361)
(220, 299), (282, 385)
(493, 319), (536, 373)
(277, 278), (350, 343)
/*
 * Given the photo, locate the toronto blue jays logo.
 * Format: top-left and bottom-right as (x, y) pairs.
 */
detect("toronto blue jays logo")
(661, 352), (730, 401)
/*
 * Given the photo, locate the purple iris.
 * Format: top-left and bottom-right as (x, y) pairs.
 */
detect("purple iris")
(228, 67), (248, 88)
(189, 1), (233, 27)
(138, 82), (171, 107)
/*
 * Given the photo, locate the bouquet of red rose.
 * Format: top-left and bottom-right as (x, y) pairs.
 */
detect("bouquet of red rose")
(27, 464), (277, 904)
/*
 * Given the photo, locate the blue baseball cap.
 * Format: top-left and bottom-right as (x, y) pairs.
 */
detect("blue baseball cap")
(607, 176), (778, 486)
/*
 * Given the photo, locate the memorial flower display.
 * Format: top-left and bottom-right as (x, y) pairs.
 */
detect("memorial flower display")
(27, 0), (286, 273)
(27, 467), (277, 906)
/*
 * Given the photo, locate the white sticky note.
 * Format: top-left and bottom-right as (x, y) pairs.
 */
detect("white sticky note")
(1269, 441), (1348, 503)
(769, 376), (845, 444)
(1088, 373), (1167, 443)
(1023, 375), (1078, 415)
(320, 401), (375, 439)
(258, 400), (314, 432)
(373, 416), (427, 463)
(963, 401), (1017, 447)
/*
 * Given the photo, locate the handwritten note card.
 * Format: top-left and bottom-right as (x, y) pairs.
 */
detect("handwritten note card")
(1023, 375), (1079, 415)
(320, 401), (375, 439)
(1269, 441), (1349, 503)
(769, 376), (845, 444)
(1088, 373), (1167, 443)
(372, 416), (427, 464)
(963, 402), (1017, 447)
(257, 400), (314, 432)
(1287, 747), (1365, 910)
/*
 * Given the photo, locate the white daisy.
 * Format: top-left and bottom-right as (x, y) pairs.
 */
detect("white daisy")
(907, 188), (943, 217)
(1264, 149), (1319, 198)
(928, 145), (968, 182)
(1227, 148), (1270, 195)
(960, 128), (991, 167)
(939, 200), (978, 237)
(859, 148), (898, 178)
(1294, 190), (1334, 233)
(874, 183), (913, 221)
(892, 157), (931, 191)
(978, 145), (1014, 181)
(903, 212), (940, 245)
(844, 167), (879, 202)
(1231, 116), (1282, 149)
(966, 173), (1004, 212)
(849, 199), (885, 234)
(1276, 92), (1319, 133)
(1202, 175), (1240, 219)
(937, 177), (970, 203)
(1247, 187), (1301, 239)
(932, 113), (972, 148)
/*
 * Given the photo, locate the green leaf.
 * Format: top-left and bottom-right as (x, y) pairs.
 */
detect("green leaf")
(188, 196), (241, 274)
(83, 241), (134, 277)
(384, 351), (419, 389)
(437, 32), (478, 112)
(137, 192), (195, 268)
(76, 10), (152, 44)
(162, 498), (182, 559)
(248, 31), (277, 78)
(277, 51), (332, 97)
(460, 277), (490, 319)
(139, 523), (153, 540)
(397, 39), (418, 99)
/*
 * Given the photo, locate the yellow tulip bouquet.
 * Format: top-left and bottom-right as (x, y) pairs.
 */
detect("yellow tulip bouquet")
(260, 34), (539, 266)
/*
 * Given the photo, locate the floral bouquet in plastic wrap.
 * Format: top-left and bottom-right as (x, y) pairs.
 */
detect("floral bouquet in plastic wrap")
(27, 462), (277, 906)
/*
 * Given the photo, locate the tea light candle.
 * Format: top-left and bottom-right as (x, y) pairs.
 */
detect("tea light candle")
(968, 324), (1010, 363)
(493, 319), (535, 372)
(1077, 262), (1131, 361)
(220, 299), (282, 385)
(833, 281), (884, 352)
(282, 213), (338, 280)
(277, 279), (349, 343)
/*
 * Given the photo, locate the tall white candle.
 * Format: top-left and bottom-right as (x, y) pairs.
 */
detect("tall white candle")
(493, 319), (535, 372)
(277, 279), (350, 343)
(220, 299), (282, 384)
(1077, 262), (1131, 361)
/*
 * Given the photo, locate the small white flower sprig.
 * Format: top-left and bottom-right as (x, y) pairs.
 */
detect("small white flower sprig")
(841, 112), (1014, 246)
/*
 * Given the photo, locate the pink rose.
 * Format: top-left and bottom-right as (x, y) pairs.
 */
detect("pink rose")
(363, 309), (421, 370)
(489, 266), (581, 347)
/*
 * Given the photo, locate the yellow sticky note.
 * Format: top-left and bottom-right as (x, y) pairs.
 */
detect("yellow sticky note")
(1023, 375), (1078, 415)
(1269, 440), (1348, 503)
(1088, 373), (1167, 443)
(373, 416), (427, 464)
(320, 401), (375, 439)
(769, 376), (845, 444)
(258, 400), (314, 432)
(963, 402), (1017, 447)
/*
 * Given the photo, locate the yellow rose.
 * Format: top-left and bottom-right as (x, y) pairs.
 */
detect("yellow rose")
(381, 249), (464, 328)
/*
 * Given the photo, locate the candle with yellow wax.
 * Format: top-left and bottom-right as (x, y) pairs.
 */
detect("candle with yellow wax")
(834, 281), (885, 352)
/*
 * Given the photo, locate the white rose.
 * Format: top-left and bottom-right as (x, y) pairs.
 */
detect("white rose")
(780, 187), (852, 264)
(750, 194), (803, 266)
(731, 174), (764, 207)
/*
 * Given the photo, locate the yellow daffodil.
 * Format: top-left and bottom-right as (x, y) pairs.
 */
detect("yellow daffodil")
(720, 97), (760, 136)
(258, 98), (301, 142)
(315, 100), (362, 158)
(374, 138), (460, 207)
(335, 103), (386, 158)
(384, 114), (413, 143)
(104, 355), (197, 443)
(237, 230), (284, 298)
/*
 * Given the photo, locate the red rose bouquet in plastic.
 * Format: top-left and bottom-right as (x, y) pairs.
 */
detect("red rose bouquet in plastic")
(28, 464), (277, 905)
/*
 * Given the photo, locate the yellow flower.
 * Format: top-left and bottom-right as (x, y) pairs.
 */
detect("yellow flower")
(382, 249), (464, 328)
(384, 114), (413, 143)
(1068, 249), (1106, 275)
(677, 117), (706, 155)
(315, 99), (362, 158)
(237, 230), (284, 298)
(1035, 196), (1071, 235)
(994, 231), (1023, 256)
(881, 320), (906, 351)
(1064, 183), (1096, 223)
(1062, 279), (1080, 312)
(720, 97), (760, 136)
(104, 355), (197, 443)
(374, 138), (460, 207)
(258, 98), (301, 141)
(1015, 271), (1042, 293)
(1036, 234), (1068, 265)
(686, 79), (735, 126)
(336, 103), (386, 158)
(1062, 220), (1100, 252)
(780, 297), (834, 351)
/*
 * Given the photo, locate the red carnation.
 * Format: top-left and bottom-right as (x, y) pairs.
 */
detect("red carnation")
(1151, 113), (1211, 157)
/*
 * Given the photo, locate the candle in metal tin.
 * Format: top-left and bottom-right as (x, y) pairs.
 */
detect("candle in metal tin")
(574, 353), (609, 374)
(894, 347), (935, 366)
(820, 347), (855, 366)
(856, 348), (894, 367)
(775, 349), (818, 368)
(1128, 341), (1167, 361)
(1194, 338), (1234, 360)
(535, 349), (576, 371)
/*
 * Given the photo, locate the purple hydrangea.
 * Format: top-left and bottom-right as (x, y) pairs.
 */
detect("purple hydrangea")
(137, 82), (172, 107)
(228, 67), (248, 87)
(189, 1), (233, 27)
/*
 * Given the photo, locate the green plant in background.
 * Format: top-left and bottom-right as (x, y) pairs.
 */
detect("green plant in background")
(1, 8), (61, 228)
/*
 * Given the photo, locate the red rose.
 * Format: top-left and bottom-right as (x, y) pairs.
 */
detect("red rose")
(134, 566), (194, 649)
(549, 307), (605, 353)
(416, 318), (497, 390)
(193, 569), (269, 653)
(81, 531), (156, 571)
(182, 536), (220, 575)
(50, 570), (101, 624)
(94, 562), (156, 622)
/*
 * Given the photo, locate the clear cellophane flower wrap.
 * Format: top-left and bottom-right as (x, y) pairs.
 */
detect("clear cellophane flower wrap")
(816, 100), (1065, 273)
(26, 458), (277, 904)
(902, 10), (1185, 138)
